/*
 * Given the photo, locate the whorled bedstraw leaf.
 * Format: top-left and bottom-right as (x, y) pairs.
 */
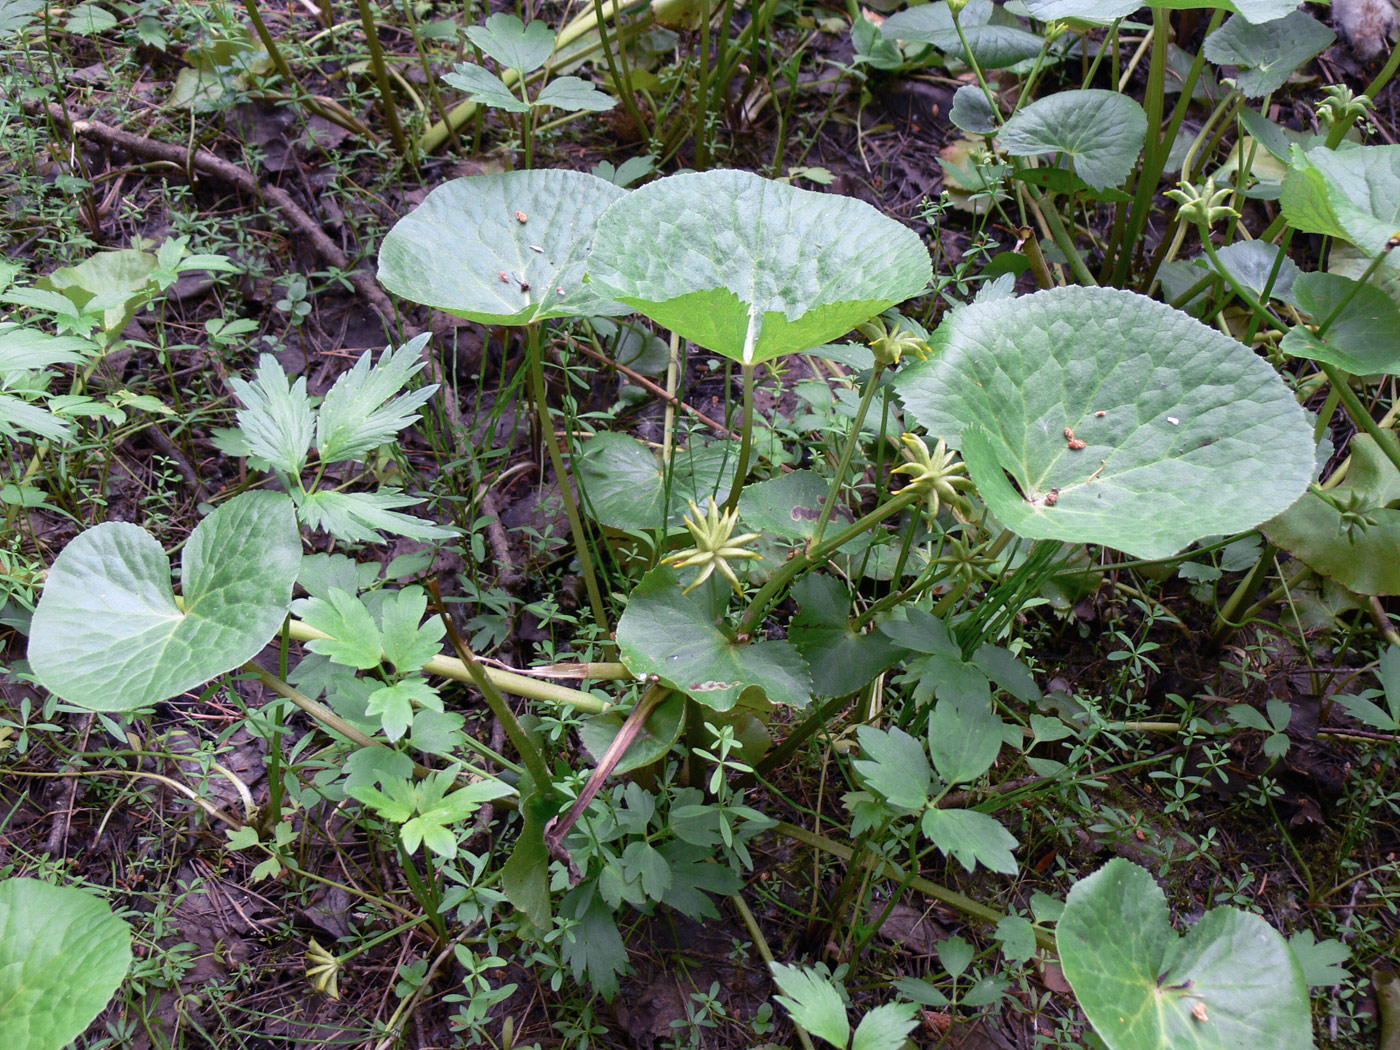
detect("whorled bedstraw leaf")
(585, 169), (931, 364)
(880, 1), (1046, 71)
(441, 62), (531, 112)
(230, 353), (314, 474)
(769, 963), (850, 1049)
(28, 491), (302, 712)
(533, 76), (616, 112)
(464, 13), (555, 73)
(315, 334), (437, 464)
(894, 286), (1315, 560)
(0, 877), (133, 1050)
(377, 169), (627, 325)
(1280, 271), (1400, 375)
(615, 565), (812, 711)
(998, 89), (1147, 191)
(1202, 10), (1334, 99)
(1058, 858), (1313, 1050)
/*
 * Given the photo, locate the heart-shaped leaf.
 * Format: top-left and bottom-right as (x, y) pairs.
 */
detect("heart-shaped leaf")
(1263, 434), (1400, 595)
(1202, 10), (1334, 99)
(999, 89), (1147, 191)
(0, 877), (133, 1050)
(585, 169), (931, 363)
(576, 432), (738, 530)
(1025, 0), (1302, 23)
(377, 169), (627, 325)
(895, 287), (1314, 560)
(579, 690), (686, 774)
(1282, 145), (1400, 259)
(1280, 272), (1400, 375)
(881, 1), (1047, 70)
(1058, 858), (1314, 1050)
(464, 13), (555, 74)
(29, 491), (302, 711)
(615, 566), (811, 711)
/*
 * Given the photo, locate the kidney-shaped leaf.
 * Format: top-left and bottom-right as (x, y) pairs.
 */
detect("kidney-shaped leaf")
(881, 1), (1046, 70)
(1263, 434), (1400, 595)
(1058, 858), (1314, 1050)
(0, 877), (133, 1050)
(377, 169), (627, 325)
(1025, 0), (1301, 25)
(576, 432), (738, 530)
(585, 169), (931, 363)
(1282, 145), (1400, 259)
(616, 566), (811, 710)
(895, 287), (1314, 560)
(1280, 272), (1400, 375)
(999, 89), (1147, 191)
(1202, 10), (1334, 99)
(29, 491), (302, 711)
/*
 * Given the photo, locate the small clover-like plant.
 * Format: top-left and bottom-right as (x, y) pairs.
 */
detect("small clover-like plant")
(348, 765), (515, 861)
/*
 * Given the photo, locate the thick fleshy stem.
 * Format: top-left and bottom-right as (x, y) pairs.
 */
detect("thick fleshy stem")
(527, 323), (611, 637)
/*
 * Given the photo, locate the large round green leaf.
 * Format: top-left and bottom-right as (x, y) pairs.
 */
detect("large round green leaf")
(881, 1), (1046, 70)
(999, 90), (1147, 191)
(1280, 272), (1400, 375)
(894, 287), (1314, 560)
(0, 878), (133, 1050)
(585, 169), (931, 364)
(1025, 0), (1302, 23)
(615, 566), (811, 710)
(1058, 859), (1313, 1050)
(29, 491), (302, 711)
(1282, 145), (1400, 260)
(1263, 435), (1400, 595)
(377, 169), (627, 325)
(1202, 11), (1334, 99)
(576, 432), (738, 530)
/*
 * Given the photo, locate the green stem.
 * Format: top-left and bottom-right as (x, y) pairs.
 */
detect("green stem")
(722, 362), (757, 511)
(1323, 364), (1400, 476)
(355, 0), (409, 157)
(1365, 42), (1400, 101)
(431, 581), (553, 791)
(1113, 9), (1225, 287)
(1210, 543), (1277, 642)
(732, 894), (817, 1050)
(737, 489), (923, 636)
(278, 616), (614, 712)
(810, 362), (885, 547)
(527, 323), (611, 637)
(776, 822), (1056, 954)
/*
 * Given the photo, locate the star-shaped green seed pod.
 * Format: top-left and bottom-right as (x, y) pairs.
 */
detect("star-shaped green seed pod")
(1166, 177), (1238, 227)
(856, 316), (929, 367)
(306, 938), (342, 999)
(892, 433), (974, 522)
(662, 498), (762, 595)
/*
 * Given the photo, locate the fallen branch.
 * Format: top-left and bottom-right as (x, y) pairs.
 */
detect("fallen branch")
(28, 102), (400, 332)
